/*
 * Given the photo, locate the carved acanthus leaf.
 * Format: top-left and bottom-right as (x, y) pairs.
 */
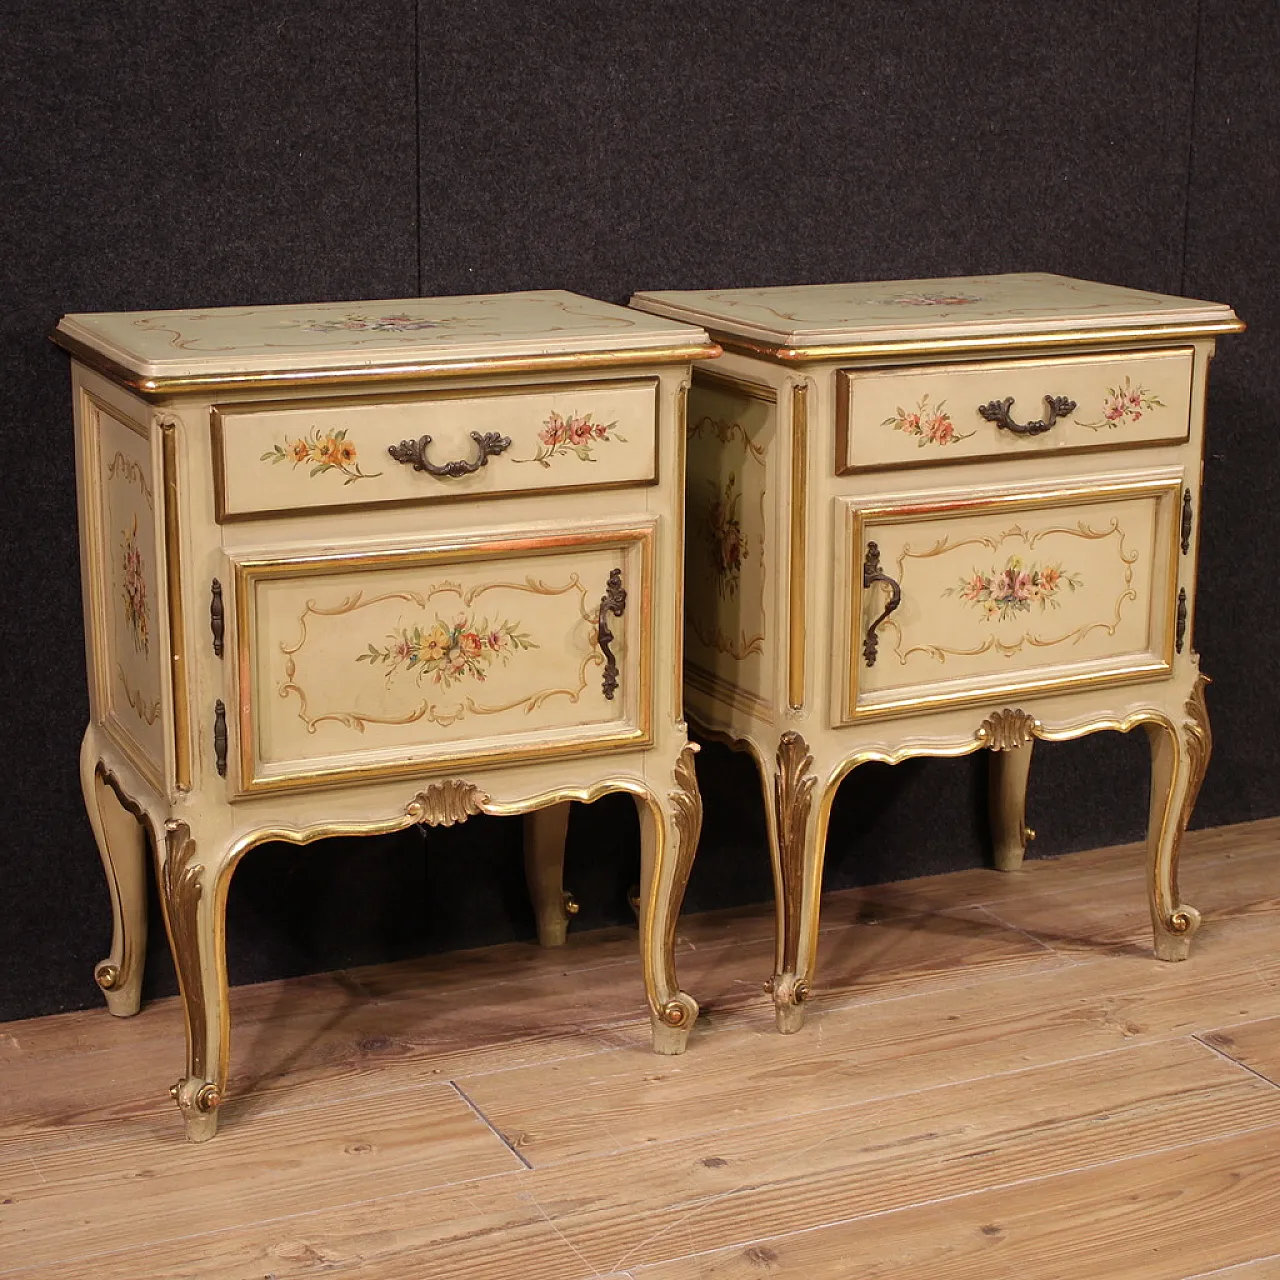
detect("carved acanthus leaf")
(407, 780), (489, 827)
(977, 708), (1041, 752)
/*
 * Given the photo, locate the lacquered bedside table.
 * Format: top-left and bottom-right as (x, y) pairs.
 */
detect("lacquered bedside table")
(629, 274), (1242, 1032)
(56, 291), (718, 1139)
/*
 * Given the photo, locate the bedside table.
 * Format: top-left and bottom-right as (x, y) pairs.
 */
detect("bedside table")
(56, 291), (718, 1139)
(629, 274), (1242, 1032)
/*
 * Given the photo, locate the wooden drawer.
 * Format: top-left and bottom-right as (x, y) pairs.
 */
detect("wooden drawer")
(213, 377), (660, 520)
(836, 348), (1193, 473)
(229, 524), (654, 793)
(835, 477), (1182, 723)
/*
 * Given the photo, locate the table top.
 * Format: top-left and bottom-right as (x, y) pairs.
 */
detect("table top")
(629, 274), (1242, 352)
(55, 290), (712, 383)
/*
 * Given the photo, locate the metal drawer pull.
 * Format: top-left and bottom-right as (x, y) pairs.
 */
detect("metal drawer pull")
(862, 541), (902, 668)
(387, 430), (512, 478)
(597, 567), (626, 699)
(977, 394), (1077, 437)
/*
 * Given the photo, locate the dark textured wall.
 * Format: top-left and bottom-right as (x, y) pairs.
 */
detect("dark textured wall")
(1, 1), (1275, 1022)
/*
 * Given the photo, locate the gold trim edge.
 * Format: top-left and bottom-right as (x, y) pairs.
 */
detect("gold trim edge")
(52, 332), (723, 401)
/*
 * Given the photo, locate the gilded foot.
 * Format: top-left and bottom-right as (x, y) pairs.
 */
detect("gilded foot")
(1153, 904), (1202, 962)
(171, 1076), (221, 1143)
(650, 993), (698, 1055)
(770, 973), (809, 1034)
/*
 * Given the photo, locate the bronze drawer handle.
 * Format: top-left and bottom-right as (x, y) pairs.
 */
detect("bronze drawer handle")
(387, 430), (512, 477)
(977, 394), (1077, 437)
(862, 541), (902, 668)
(598, 568), (626, 699)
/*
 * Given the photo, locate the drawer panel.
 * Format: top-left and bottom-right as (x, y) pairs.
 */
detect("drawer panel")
(837, 478), (1181, 723)
(231, 525), (654, 793)
(836, 348), (1193, 472)
(214, 377), (660, 520)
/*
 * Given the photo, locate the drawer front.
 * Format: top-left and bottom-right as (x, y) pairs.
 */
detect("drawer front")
(231, 525), (653, 793)
(837, 478), (1182, 723)
(214, 377), (660, 520)
(836, 348), (1193, 473)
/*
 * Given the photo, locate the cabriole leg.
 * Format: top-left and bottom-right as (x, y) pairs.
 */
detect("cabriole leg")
(157, 819), (231, 1142)
(80, 734), (149, 1017)
(635, 745), (701, 1054)
(989, 739), (1036, 871)
(1144, 675), (1211, 962)
(767, 732), (820, 1034)
(523, 801), (578, 947)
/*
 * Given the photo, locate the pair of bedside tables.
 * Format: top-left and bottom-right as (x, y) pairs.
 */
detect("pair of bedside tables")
(57, 274), (1242, 1139)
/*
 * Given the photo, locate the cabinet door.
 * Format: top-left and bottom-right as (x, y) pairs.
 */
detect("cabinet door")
(835, 477), (1182, 724)
(230, 525), (654, 793)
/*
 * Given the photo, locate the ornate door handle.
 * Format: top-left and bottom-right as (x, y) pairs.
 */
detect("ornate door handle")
(597, 568), (626, 699)
(387, 430), (512, 477)
(862, 541), (902, 667)
(977, 394), (1077, 436)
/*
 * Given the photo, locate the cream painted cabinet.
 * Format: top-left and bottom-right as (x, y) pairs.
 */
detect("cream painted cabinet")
(57, 291), (717, 1139)
(630, 273), (1242, 1032)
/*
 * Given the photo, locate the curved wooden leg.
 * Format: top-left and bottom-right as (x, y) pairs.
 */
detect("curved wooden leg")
(80, 734), (149, 1017)
(989, 739), (1036, 872)
(523, 802), (578, 947)
(768, 732), (820, 1034)
(1144, 675), (1211, 962)
(635, 744), (701, 1055)
(157, 819), (230, 1142)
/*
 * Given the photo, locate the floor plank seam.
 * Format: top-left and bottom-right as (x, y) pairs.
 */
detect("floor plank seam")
(517, 1035), (1244, 1174)
(449, 1079), (533, 1170)
(1192, 1033), (1280, 1092)
(972, 901), (1067, 954)
(1185, 1249), (1280, 1278)
(618, 1118), (1280, 1274)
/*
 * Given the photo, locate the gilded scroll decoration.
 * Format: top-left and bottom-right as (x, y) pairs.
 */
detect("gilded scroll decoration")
(661, 743), (703, 970)
(406, 780), (489, 827)
(1165, 674), (1212, 931)
(977, 708), (1041, 751)
(107, 451), (154, 509)
(889, 517), (1138, 665)
(278, 577), (595, 734)
(117, 664), (161, 726)
(774, 732), (816, 977)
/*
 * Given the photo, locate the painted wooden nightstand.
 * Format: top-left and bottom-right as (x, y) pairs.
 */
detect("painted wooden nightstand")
(629, 274), (1242, 1032)
(56, 291), (718, 1139)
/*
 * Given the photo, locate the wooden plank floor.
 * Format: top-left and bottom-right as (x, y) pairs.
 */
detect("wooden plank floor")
(5, 819), (1280, 1278)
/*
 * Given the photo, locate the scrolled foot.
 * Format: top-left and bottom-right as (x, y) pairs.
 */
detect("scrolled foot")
(171, 1077), (221, 1143)
(95, 961), (143, 1018)
(770, 973), (810, 1034)
(650, 993), (698, 1055)
(1153, 904), (1202, 962)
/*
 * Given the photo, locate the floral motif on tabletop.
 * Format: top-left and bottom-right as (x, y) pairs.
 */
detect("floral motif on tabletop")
(261, 428), (382, 484)
(515, 411), (626, 467)
(120, 514), (149, 655)
(357, 614), (538, 688)
(946, 557), (1083, 622)
(875, 292), (984, 307)
(1076, 377), (1165, 431)
(302, 312), (460, 334)
(705, 472), (748, 599)
(883, 396), (975, 448)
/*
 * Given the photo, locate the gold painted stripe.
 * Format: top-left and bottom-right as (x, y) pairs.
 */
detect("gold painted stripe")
(788, 382), (808, 710)
(160, 420), (192, 791)
(52, 331), (722, 401)
(708, 318), (1245, 366)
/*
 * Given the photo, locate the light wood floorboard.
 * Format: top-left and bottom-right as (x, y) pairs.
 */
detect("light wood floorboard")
(3, 817), (1280, 1278)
